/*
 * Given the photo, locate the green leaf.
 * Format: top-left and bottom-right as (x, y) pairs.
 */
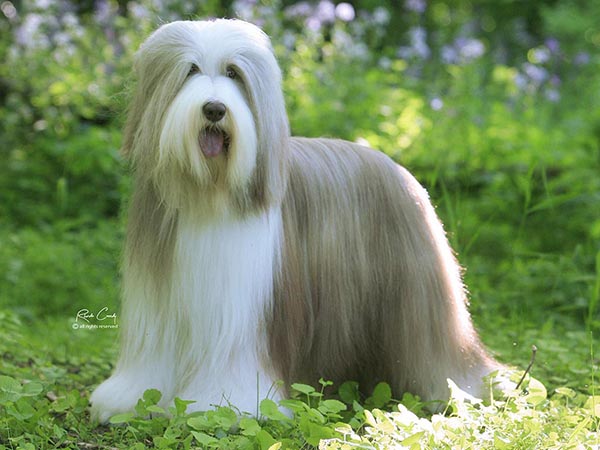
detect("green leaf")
(291, 383), (316, 395)
(0, 375), (22, 403)
(7, 398), (36, 420)
(585, 396), (600, 417)
(16, 444), (35, 450)
(279, 399), (308, 414)
(318, 378), (334, 388)
(21, 382), (43, 397)
(191, 431), (218, 446)
(523, 377), (547, 406)
(338, 381), (359, 404)
(187, 415), (210, 431)
(146, 405), (165, 414)
(173, 397), (195, 416)
(142, 388), (162, 405)
(256, 429), (278, 450)
(401, 431), (425, 446)
(109, 412), (135, 424)
(364, 409), (376, 427)
(302, 421), (336, 446)
(366, 382), (392, 409)
(306, 407), (326, 424)
(153, 436), (176, 449)
(52, 424), (67, 440)
(555, 387), (576, 398)
(260, 399), (291, 422)
(213, 407), (237, 429)
(352, 400), (364, 413)
(318, 399), (347, 415)
(239, 417), (261, 436)
(494, 433), (511, 449)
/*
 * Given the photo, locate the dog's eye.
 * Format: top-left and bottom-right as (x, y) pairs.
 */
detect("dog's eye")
(225, 67), (238, 79)
(188, 64), (200, 76)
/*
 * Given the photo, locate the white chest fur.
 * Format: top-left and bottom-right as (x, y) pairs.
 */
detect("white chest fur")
(168, 208), (283, 413)
(90, 208), (283, 421)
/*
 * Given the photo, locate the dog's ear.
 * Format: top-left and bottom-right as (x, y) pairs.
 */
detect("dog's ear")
(234, 41), (291, 207)
(120, 54), (156, 165)
(120, 34), (189, 169)
(120, 75), (141, 162)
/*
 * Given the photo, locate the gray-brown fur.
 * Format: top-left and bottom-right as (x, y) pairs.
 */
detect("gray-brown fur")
(269, 137), (497, 401)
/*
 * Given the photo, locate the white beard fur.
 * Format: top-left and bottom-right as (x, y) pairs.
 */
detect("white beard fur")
(90, 19), (504, 423)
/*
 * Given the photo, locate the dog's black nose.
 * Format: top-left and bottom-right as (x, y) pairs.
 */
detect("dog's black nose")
(203, 101), (227, 122)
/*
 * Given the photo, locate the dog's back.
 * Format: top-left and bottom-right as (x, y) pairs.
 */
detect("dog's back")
(270, 137), (497, 402)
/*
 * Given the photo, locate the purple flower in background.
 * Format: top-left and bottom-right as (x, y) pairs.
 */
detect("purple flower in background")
(315, 0), (336, 24)
(523, 63), (548, 84)
(1, 1), (18, 21)
(284, 1), (311, 19)
(378, 56), (392, 69)
(129, 3), (150, 20)
(335, 2), (355, 22)
(62, 12), (78, 28)
(397, 26), (430, 60)
(305, 17), (319, 31)
(16, 13), (45, 47)
(457, 37), (485, 61)
(531, 47), (550, 64)
(441, 45), (458, 64)
(514, 73), (528, 90)
(54, 31), (70, 46)
(441, 37), (485, 65)
(330, 28), (369, 59)
(410, 26), (430, 59)
(545, 37), (560, 54)
(545, 88), (560, 102)
(430, 97), (443, 111)
(34, 0), (54, 8)
(515, 61), (554, 95)
(94, 0), (113, 25)
(282, 31), (296, 50)
(296, 0), (337, 31)
(405, 0), (426, 14)
(373, 7), (390, 25)
(233, 0), (258, 21)
(574, 52), (590, 65)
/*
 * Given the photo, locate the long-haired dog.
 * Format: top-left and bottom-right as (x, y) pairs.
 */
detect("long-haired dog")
(90, 19), (502, 422)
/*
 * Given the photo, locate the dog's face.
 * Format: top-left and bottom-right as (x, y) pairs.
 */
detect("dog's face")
(123, 20), (290, 212)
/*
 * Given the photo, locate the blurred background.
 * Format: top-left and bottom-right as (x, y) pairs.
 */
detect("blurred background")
(0, 0), (599, 392)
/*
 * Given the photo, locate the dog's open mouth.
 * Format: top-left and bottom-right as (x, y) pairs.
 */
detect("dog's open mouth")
(199, 128), (230, 158)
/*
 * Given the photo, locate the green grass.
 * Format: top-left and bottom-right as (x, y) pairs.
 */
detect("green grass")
(1, 309), (599, 449)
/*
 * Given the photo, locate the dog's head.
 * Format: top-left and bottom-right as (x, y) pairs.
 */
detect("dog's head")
(123, 19), (290, 213)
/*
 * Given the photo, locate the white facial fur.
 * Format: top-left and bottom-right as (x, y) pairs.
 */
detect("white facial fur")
(121, 19), (289, 212)
(158, 71), (258, 191)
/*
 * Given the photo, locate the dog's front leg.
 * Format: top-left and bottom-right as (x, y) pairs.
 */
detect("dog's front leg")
(90, 294), (176, 423)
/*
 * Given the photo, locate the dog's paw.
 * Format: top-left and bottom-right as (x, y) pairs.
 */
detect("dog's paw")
(90, 374), (159, 423)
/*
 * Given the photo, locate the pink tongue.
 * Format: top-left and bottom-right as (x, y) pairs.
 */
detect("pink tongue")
(199, 129), (224, 158)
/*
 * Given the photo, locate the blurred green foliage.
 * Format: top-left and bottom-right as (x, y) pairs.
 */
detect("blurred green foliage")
(0, 221), (121, 320)
(0, 0), (599, 337)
